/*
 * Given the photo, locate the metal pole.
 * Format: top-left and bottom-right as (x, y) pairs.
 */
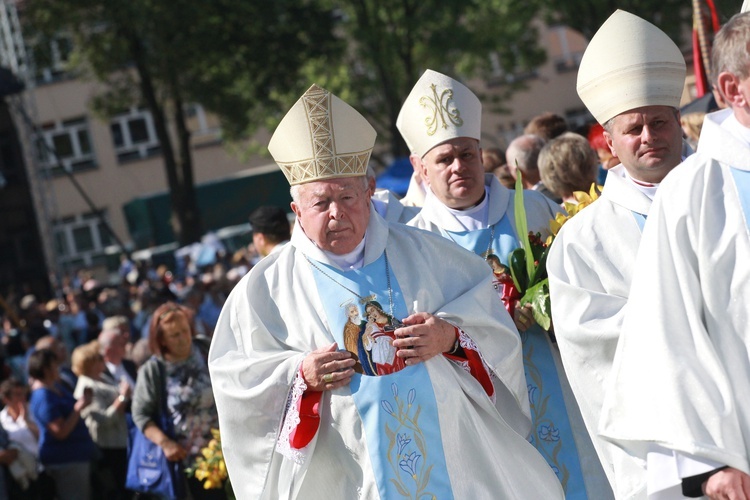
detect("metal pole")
(7, 98), (130, 258)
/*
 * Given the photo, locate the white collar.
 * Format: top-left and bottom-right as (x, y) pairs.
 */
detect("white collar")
(721, 112), (750, 148)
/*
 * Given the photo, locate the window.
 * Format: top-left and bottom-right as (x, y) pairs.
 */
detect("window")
(30, 34), (73, 84)
(110, 108), (161, 162)
(35, 117), (96, 175)
(53, 212), (116, 268)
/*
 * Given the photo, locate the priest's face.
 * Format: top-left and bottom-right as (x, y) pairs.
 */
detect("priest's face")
(414, 137), (485, 210)
(291, 176), (370, 255)
(603, 105), (683, 184)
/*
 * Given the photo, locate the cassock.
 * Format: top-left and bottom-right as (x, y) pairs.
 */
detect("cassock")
(410, 174), (608, 499)
(209, 208), (564, 500)
(547, 164), (653, 498)
(599, 108), (750, 489)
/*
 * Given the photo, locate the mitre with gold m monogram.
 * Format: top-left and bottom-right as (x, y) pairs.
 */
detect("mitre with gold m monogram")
(268, 84), (376, 185)
(397, 69), (481, 158)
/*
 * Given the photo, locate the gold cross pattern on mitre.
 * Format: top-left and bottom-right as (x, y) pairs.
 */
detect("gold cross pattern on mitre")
(397, 69), (481, 158)
(268, 84), (376, 186)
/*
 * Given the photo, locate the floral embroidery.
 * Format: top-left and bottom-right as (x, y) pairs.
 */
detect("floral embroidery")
(381, 384), (435, 499)
(276, 366), (308, 464)
(523, 343), (570, 490)
(539, 424), (560, 442)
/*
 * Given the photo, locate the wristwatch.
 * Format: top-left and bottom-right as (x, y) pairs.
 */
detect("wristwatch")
(118, 395), (127, 403)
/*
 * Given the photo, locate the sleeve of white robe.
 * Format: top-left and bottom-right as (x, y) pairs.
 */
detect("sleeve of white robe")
(598, 158), (750, 474)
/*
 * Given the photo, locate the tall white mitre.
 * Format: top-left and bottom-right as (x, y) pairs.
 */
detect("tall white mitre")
(396, 69), (482, 158)
(577, 10), (686, 124)
(268, 84), (376, 185)
(743, 0), (749, 13)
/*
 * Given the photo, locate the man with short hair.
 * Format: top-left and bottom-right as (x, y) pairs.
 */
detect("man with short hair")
(506, 133), (560, 202)
(546, 10), (687, 498)
(400, 69), (606, 498)
(599, 9), (750, 499)
(209, 84), (563, 499)
(98, 328), (136, 391)
(248, 205), (291, 258)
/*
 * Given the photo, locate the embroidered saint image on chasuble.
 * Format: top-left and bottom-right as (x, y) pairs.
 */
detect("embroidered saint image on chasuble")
(307, 252), (454, 499)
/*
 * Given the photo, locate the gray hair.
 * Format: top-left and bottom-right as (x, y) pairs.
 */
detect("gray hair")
(712, 12), (750, 85)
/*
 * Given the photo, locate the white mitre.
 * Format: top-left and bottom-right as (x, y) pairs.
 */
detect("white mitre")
(396, 69), (481, 158)
(269, 84), (376, 185)
(577, 10), (686, 124)
(743, 0), (749, 13)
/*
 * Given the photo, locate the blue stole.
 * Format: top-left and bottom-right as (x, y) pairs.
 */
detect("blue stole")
(731, 168), (750, 224)
(632, 212), (647, 232)
(444, 215), (587, 498)
(307, 253), (454, 500)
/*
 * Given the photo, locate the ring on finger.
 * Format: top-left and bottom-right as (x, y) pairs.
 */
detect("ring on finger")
(323, 373), (334, 383)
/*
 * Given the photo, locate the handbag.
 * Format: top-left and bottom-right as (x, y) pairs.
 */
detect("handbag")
(126, 358), (186, 499)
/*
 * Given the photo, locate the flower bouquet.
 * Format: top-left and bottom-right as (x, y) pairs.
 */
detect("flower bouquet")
(186, 428), (233, 496)
(505, 173), (600, 331)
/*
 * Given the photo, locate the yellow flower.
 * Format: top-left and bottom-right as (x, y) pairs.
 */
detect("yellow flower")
(548, 183), (602, 239)
(188, 428), (228, 490)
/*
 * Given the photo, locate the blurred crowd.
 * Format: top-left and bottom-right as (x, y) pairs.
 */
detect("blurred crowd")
(0, 245), (249, 499)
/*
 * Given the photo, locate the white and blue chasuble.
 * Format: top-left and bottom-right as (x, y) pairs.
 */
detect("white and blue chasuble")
(308, 253), (454, 499)
(210, 208), (565, 499)
(409, 175), (596, 499)
(441, 216), (587, 499)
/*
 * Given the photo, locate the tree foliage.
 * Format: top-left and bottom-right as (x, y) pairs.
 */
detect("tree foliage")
(304, 0), (547, 163)
(538, 0), (741, 44)
(25, 0), (339, 245)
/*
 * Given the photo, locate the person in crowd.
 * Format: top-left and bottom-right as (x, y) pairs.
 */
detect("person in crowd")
(680, 111), (706, 150)
(587, 123), (620, 185)
(366, 167), (420, 224)
(524, 111), (569, 140)
(72, 341), (130, 499)
(505, 133), (560, 202)
(599, 9), (750, 499)
(209, 84), (563, 499)
(132, 302), (224, 499)
(0, 378), (38, 458)
(29, 348), (96, 500)
(399, 69), (607, 498)
(482, 147), (515, 189)
(0, 378), (51, 498)
(248, 205), (291, 258)
(98, 328), (137, 393)
(34, 336), (77, 395)
(101, 316), (132, 347)
(545, 10), (687, 498)
(538, 132), (600, 204)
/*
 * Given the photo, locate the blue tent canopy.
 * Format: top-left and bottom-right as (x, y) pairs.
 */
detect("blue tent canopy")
(376, 157), (412, 197)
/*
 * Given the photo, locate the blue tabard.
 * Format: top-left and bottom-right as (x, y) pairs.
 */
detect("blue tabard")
(442, 215), (587, 499)
(307, 253), (454, 500)
(730, 168), (750, 224)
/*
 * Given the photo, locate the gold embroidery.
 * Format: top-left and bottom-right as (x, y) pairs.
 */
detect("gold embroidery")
(419, 84), (463, 136)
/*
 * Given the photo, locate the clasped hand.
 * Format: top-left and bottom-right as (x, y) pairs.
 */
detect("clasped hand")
(391, 312), (456, 366)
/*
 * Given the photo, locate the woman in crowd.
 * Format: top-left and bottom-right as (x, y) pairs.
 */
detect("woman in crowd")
(72, 341), (130, 499)
(0, 378), (53, 498)
(132, 302), (225, 499)
(539, 132), (600, 205)
(29, 348), (96, 500)
(0, 378), (39, 459)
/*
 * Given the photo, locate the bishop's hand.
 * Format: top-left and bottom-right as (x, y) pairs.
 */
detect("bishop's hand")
(302, 343), (356, 391)
(392, 312), (457, 366)
(703, 467), (750, 499)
